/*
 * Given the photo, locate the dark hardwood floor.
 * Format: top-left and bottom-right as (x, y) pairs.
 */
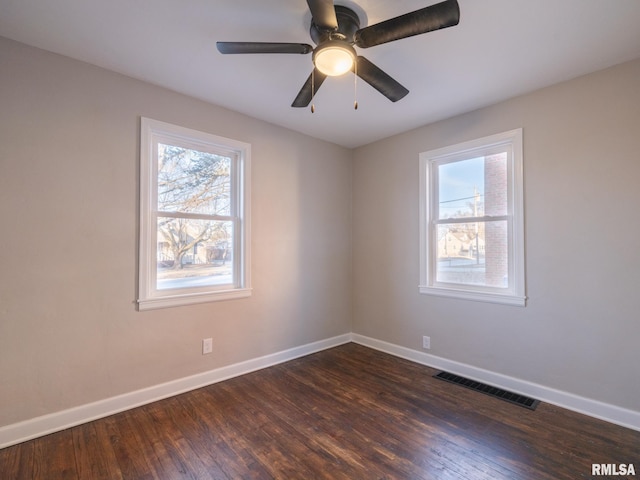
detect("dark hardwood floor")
(2, 343), (639, 479)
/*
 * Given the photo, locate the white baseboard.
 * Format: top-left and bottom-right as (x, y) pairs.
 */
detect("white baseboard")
(0, 334), (351, 449)
(2, 332), (638, 449)
(351, 333), (640, 432)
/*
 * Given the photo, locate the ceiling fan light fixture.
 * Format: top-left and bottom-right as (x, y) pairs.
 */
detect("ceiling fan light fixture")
(218, 1), (461, 107)
(313, 41), (356, 77)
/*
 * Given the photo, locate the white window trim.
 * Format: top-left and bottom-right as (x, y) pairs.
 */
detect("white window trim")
(419, 129), (526, 306)
(138, 117), (251, 310)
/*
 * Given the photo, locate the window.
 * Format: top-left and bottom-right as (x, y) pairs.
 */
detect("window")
(419, 129), (525, 306)
(138, 118), (251, 310)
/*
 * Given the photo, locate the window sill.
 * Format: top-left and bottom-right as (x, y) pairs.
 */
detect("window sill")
(419, 285), (526, 306)
(138, 287), (252, 311)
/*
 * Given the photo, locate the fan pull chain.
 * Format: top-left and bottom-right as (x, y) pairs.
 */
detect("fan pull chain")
(311, 69), (316, 113)
(354, 59), (358, 110)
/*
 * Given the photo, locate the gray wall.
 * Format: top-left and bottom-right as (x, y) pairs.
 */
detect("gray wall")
(0, 37), (352, 427)
(352, 58), (640, 411)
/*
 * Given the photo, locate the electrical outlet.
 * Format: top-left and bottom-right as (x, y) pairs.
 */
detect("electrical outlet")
(202, 338), (213, 355)
(422, 336), (431, 350)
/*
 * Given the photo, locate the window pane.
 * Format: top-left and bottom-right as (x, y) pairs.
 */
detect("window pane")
(157, 217), (233, 290)
(157, 143), (231, 216)
(438, 153), (508, 220)
(436, 221), (508, 288)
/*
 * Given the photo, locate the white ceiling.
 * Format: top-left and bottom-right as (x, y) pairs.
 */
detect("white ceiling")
(1, 0), (640, 148)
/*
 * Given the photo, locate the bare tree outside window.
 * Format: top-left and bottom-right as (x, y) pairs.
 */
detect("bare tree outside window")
(156, 144), (234, 288)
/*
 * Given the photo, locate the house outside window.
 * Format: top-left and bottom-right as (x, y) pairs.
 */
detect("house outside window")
(138, 118), (251, 310)
(419, 129), (525, 306)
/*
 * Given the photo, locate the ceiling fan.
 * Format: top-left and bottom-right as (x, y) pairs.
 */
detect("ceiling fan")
(216, 0), (460, 109)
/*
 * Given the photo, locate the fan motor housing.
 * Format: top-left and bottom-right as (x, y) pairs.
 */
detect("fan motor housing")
(310, 5), (361, 45)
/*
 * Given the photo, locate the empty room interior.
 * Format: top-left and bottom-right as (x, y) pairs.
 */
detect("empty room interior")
(1, 0), (640, 478)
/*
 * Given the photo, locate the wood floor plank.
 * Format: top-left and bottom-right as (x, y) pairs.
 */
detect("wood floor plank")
(0, 435), (35, 479)
(159, 392), (240, 479)
(143, 397), (221, 480)
(72, 421), (123, 480)
(281, 350), (512, 478)
(131, 402), (206, 480)
(185, 386), (277, 478)
(1, 343), (639, 479)
(32, 429), (78, 480)
(105, 411), (159, 479)
(228, 370), (383, 479)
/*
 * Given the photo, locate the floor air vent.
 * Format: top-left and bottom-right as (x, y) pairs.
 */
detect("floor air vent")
(434, 371), (540, 410)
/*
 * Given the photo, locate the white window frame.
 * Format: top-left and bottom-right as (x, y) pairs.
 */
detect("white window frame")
(138, 117), (251, 310)
(419, 129), (525, 306)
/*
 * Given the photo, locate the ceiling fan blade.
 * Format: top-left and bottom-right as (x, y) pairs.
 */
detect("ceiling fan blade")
(291, 69), (328, 108)
(355, 0), (460, 48)
(353, 56), (409, 102)
(217, 42), (313, 54)
(306, 0), (338, 30)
